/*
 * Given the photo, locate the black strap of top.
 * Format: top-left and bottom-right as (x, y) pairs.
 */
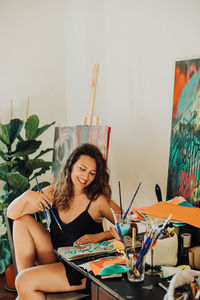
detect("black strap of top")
(86, 200), (92, 211)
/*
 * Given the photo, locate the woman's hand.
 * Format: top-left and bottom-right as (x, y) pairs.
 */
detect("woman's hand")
(27, 191), (50, 212)
(26, 185), (54, 212)
(73, 233), (102, 246)
(7, 186), (54, 220)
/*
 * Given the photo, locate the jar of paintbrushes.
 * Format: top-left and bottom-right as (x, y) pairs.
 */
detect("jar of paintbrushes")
(126, 227), (146, 282)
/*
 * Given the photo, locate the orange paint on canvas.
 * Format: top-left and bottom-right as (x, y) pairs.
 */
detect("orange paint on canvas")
(172, 66), (187, 120)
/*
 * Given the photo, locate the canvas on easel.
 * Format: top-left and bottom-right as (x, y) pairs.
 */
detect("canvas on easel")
(52, 125), (111, 182)
(167, 58), (200, 207)
(51, 64), (111, 182)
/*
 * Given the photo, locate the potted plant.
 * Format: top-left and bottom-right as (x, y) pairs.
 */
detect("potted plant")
(0, 114), (55, 288)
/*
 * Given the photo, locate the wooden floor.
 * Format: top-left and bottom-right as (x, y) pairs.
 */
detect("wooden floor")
(0, 274), (17, 300)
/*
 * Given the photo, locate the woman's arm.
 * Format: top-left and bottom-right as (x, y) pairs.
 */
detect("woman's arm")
(7, 185), (54, 220)
(101, 197), (137, 237)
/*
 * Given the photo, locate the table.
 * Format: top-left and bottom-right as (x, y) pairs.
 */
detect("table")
(55, 251), (167, 300)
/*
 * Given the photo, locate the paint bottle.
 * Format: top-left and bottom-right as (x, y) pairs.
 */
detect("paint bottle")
(181, 233), (191, 264)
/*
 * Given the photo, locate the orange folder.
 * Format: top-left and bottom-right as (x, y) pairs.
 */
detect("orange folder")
(139, 201), (200, 228)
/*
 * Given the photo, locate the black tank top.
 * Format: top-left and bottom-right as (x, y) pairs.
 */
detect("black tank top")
(50, 200), (104, 249)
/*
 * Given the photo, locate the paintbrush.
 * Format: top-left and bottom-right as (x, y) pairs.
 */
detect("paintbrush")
(122, 182), (141, 222)
(152, 214), (172, 247)
(132, 227), (136, 260)
(110, 208), (124, 243)
(118, 181), (123, 221)
(35, 175), (62, 231)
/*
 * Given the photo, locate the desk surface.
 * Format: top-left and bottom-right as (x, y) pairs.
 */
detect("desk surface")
(56, 251), (166, 300)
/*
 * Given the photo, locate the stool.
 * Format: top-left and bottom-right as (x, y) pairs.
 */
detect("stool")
(46, 291), (90, 299)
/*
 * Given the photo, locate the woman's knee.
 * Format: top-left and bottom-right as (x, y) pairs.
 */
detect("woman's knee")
(15, 269), (32, 294)
(14, 215), (35, 226)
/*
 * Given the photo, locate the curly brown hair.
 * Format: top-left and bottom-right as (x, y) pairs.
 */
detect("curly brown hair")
(54, 143), (112, 209)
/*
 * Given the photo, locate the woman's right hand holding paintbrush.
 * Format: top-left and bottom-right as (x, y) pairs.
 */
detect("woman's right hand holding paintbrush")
(7, 185), (54, 220)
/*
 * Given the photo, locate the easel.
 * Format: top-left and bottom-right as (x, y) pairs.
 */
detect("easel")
(83, 63), (99, 126)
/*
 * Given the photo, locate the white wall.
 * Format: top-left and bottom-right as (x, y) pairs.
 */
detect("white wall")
(0, 0), (200, 214)
(0, 0), (66, 161)
(64, 0), (200, 208)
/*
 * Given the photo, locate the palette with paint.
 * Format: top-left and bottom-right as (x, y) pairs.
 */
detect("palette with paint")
(58, 235), (141, 260)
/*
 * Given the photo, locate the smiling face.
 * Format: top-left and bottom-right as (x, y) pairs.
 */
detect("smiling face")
(71, 155), (97, 191)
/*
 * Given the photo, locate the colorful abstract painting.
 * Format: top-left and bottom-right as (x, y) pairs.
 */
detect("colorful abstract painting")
(52, 125), (111, 182)
(167, 58), (200, 207)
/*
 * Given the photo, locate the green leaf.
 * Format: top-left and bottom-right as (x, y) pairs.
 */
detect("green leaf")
(0, 189), (21, 206)
(17, 134), (24, 142)
(25, 114), (39, 140)
(0, 149), (8, 161)
(0, 238), (11, 274)
(5, 173), (30, 193)
(30, 167), (51, 179)
(7, 119), (24, 144)
(26, 159), (52, 171)
(0, 123), (10, 146)
(22, 159), (52, 178)
(0, 164), (9, 174)
(0, 202), (9, 211)
(34, 148), (54, 159)
(33, 121), (55, 139)
(0, 162), (16, 181)
(9, 140), (42, 157)
(0, 161), (16, 168)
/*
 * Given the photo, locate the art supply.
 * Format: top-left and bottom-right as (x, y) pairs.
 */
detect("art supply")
(110, 208), (124, 243)
(181, 233), (191, 248)
(34, 175), (50, 230)
(155, 184), (162, 202)
(133, 215), (172, 276)
(126, 252), (145, 282)
(34, 175), (62, 231)
(152, 214), (172, 247)
(118, 181), (123, 220)
(132, 227), (136, 260)
(41, 202), (50, 231)
(181, 233), (191, 264)
(123, 182), (141, 222)
(109, 226), (120, 240)
(189, 246), (200, 270)
(136, 231), (153, 269)
(115, 213), (130, 235)
(58, 236), (134, 260)
(157, 282), (168, 292)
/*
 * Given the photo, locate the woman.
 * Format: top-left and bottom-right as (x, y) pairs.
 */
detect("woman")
(7, 143), (120, 300)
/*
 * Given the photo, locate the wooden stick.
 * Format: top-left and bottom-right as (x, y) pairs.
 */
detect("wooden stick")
(82, 116), (99, 126)
(132, 227), (136, 259)
(26, 97), (30, 120)
(86, 64), (99, 125)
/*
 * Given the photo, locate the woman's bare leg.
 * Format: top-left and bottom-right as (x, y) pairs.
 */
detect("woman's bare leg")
(15, 262), (86, 300)
(13, 215), (57, 272)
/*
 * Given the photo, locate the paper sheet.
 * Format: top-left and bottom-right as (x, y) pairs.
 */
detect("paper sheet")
(139, 202), (200, 228)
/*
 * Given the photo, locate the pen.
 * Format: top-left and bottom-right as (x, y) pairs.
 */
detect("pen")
(34, 175), (62, 231)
